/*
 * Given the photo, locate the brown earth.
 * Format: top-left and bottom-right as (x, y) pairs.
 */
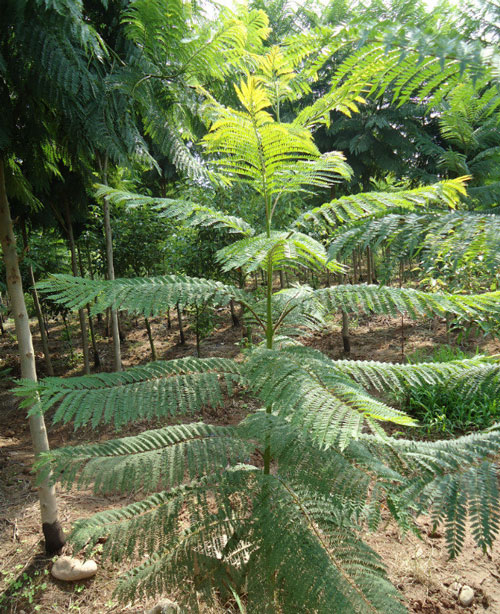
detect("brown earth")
(1, 309), (500, 614)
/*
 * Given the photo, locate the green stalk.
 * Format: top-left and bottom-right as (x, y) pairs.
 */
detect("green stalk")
(264, 194), (273, 476)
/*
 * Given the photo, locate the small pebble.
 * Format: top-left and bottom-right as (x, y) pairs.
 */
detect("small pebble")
(458, 585), (474, 607)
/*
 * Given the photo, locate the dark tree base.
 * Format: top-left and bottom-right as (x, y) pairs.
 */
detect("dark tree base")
(342, 335), (351, 354)
(43, 521), (66, 554)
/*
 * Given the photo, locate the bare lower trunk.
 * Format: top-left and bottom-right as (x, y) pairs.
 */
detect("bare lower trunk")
(366, 247), (373, 284)
(195, 306), (201, 358)
(0, 159), (64, 553)
(177, 303), (185, 345)
(99, 155), (122, 371)
(230, 299), (239, 327)
(64, 203), (90, 374)
(77, 247), (100, 370)
(145, 317), (157, 361)
(341, 310), (351, 354)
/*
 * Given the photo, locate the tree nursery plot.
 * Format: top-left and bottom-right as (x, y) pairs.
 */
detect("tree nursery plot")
(1, 1), (500, 613)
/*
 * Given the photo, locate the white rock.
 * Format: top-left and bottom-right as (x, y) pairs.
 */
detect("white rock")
(145, 600), (181, 614)
(458, 585), (475, 607)
(51, 556), (97, 582)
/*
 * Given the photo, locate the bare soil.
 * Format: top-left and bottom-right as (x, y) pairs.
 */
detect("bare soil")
(1, 310), (500, 614)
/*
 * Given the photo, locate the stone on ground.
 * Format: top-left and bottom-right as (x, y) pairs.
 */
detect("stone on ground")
(51, 556), (97, 582)
(146, 599), (182, 614)
(458, 585), (475, 607)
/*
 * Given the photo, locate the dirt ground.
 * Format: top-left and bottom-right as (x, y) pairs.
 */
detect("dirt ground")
(1, 309), (500, 614)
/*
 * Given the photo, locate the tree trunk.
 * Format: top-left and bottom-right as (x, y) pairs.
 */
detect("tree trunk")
(176, 303), (185, 345)
(99, 155), (122, 371)
(63, 203), (90, 375)
(230, 299), (239, 327)
(279, 270), (285, 289)
(77, 246), (100, 370)
(145, 317), (157, 361)
(341, 310), (351, 354)
(20, 220), (54, 376)
(62, 313), (74, 361)
(366, 247), (373, 284)
(167, 309), (172, 330)
(0, 159), (64, 553)
(195, 306), (201, 358)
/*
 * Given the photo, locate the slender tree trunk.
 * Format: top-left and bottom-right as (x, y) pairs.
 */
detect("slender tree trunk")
(177, 303), (185, 345)
(104, 308), (110, 337)
(167, 309), (172, 330)
(279, 270), (285, 289)
(77, 246), (100, 370)
(230, 299), (239, 327)
(20, 220), (54, 376)
(341, 310), (351, 354)
(145, 317), (157, 361)
(366, 247), (373, 284)
(63, 203), (90, 374)
(62, 313), (74, 361)
(99, 155), (122, 371)
(399, 261), (405, 360)
(194, 305), (201, 358)
(0, 159), (64, 553)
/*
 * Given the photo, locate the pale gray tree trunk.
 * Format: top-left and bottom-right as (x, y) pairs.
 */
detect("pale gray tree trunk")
(0, 159), (64, 553)
(20, 220), (54, 376)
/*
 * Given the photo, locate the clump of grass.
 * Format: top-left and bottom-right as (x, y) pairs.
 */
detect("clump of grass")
(396, 345), (500, 436)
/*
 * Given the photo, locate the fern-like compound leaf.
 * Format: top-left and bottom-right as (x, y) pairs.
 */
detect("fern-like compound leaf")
(294, 177), (468, 227)
(95, 185), (255, 237)
(35, 422), (252, 495)
(37, 274), (248, 316)
(216, 231), (342, 273)
(365, 429), (500, 557)
(247, 347), (415, 450)
(314, 284), (500, 320)
(16, 358), (245, 429)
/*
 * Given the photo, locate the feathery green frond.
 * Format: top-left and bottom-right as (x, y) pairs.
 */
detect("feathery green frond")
(16, 358), (245, 429)
(327, 211), (500, 272)
(251, 474), (406, 614)
(314, 284), (500, 320)
(365, 429), (500, 556)
(216, 231), (342, 274)
(201, 76), (352, 208)
(36, 274), (248, 316)
(294, 178), (468, 228)
(35, 422), (252, 495)
(248, 347), (415, 450)
(278, 346), (497, 395)
(95, 185), (255, 236)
